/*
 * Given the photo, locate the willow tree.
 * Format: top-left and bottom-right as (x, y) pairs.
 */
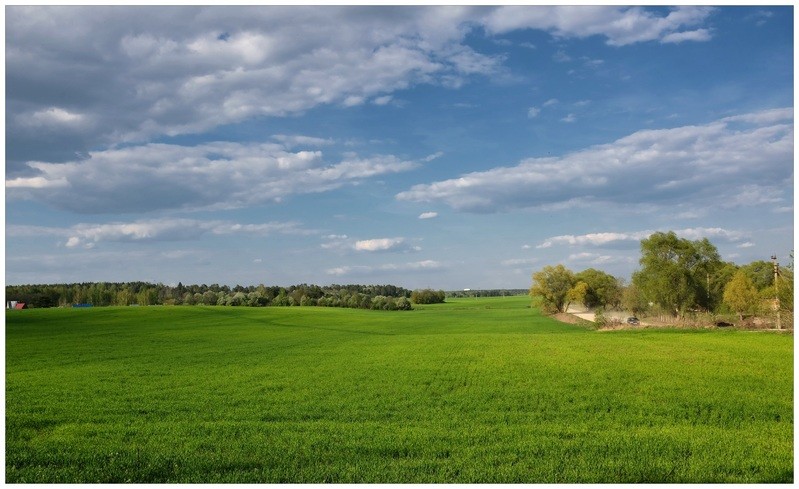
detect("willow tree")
(530, 264), (576, 314)
(632, 231), (723, 317)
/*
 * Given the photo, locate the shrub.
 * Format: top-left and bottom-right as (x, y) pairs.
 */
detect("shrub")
(411, 289), (445, 304)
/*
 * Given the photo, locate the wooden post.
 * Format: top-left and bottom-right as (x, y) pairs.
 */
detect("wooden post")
(772, 255), (781, 330)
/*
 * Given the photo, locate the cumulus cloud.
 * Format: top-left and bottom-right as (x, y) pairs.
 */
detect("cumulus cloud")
(5, 6), (499, 169)
(418, 211), (438, 219)
(354, 238), (416, 252)
(6, 141), (419, 213)
(321, 235), (421, 253)
(396, 108), (793, 213)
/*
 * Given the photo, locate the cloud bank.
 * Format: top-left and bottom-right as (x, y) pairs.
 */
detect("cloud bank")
(7, 142), (418, 213)
(8, 218), (313, 249)
(396, 108), (793, 213)
(537, 227), (751, 250)
(7, 6), (716, 170)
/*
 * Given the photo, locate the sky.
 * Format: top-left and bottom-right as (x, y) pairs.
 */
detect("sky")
(4, 5), (795, 290)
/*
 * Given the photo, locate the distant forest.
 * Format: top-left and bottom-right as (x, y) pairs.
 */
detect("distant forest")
(448, 289), (529, 298)
(4, 282), (475, 311)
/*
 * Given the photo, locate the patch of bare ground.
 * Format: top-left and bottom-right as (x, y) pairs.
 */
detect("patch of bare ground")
(554, 309), (793, 332)
(552, 312), (594, 326)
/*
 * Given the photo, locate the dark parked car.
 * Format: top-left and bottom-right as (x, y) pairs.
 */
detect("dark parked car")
(626, 317), (640, 325)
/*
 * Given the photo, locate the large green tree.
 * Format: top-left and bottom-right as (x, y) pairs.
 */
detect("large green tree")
(632, 231), (723, 317)
(723, 270), (759, 321)
(739, 260), (774, 290)
(621, 284), (648, 316)
(574, 268), (623, 309)
(530, 264), (576, 314)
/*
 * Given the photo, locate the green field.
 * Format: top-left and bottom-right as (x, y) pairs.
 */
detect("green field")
(6, 296), (793, 483)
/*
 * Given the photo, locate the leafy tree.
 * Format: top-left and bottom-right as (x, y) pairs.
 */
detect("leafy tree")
(707, 262), (739, 311)
(632, 231), (722, 317)
(760, 267), (794, 313)
(692, 238), (724, 310)
(739, 260), (774, 290)
(566, 281), (588, 308)
(530, 264), (576, 314)
(723, 270), (759, 321)
(621, 284), (648, 316)
(574, 268), (622, 309)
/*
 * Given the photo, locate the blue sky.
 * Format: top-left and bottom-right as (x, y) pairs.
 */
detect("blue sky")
(5, 6), (794, 289)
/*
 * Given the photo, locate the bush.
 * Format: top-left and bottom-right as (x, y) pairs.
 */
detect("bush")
(410, 289), (445, 304)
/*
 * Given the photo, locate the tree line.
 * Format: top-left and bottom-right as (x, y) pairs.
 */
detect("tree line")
(446, 289), (528, 298)
(531, 231), (793, 321)
(5, 282), (431, 311)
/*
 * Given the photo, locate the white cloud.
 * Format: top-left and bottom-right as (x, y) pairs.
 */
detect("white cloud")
(354, 237), (420, 253)
(13, 218), (313, 249)
(19, 107), (88, 128)
(418, 211), (438, 219)
(6, 175), (69, 189)
(372, 95), (394, 106)
(537, 227), (750, 250)
(676, 227), (748, 242)
(322, 235), (421, 253)
(538, 231), (651, 249)
(7, 141), (419, 213)
(423, 151), (445, 162)
(482, 6), (714, 46)
(661, 29), (712, 44)
(543, 98), (559, 107)
(326, 259), (442, 276)
(560, 113), (577, 123)
(396, 108), (793, 213)
(527, 106), (541, 118)
(270, 134), (335, 148)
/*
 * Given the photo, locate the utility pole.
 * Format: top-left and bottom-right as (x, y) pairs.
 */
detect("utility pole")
(772, 255), (781, 330)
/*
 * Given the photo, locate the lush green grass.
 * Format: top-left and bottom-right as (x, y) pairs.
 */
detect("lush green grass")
(6, 297), (793, 482)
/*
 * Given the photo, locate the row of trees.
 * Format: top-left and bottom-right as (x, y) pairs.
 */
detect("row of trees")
(530, 265), (622, 314)
(5, 282), (419, 311)
(446, 289), (528, 298)
(531, 231), (793, 320)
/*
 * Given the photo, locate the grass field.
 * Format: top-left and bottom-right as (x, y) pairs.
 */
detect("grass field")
(5, 296), (793, 483)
